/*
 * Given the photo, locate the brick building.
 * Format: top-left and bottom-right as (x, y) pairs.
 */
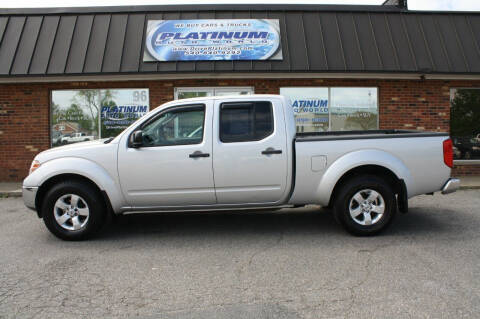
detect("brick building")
(0, 3), (479, 181)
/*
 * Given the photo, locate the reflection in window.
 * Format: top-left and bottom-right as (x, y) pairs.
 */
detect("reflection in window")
(451, 89), (480, 160)
(51, 89), (149, 147)
(330, 88), (378, 131)
(142, 107), (205, 147)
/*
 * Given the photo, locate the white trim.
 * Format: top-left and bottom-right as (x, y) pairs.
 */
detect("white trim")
(2, 72), (480, 84)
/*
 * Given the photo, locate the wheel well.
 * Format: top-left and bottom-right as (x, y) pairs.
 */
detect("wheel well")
(35, 173), (113, 218)
(328, 165), (406, 211)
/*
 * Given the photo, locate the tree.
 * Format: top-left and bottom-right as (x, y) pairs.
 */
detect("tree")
(72, 89), (116, 135)
(451, 89), (480, 137)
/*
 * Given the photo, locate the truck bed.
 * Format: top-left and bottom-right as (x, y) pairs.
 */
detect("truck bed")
(296, 130), (448, 142)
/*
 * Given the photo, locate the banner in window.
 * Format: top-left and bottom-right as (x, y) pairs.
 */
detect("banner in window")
(144, 19), (282, 61)
(100, 89), (149, 138)
(280, 87), (329, 133)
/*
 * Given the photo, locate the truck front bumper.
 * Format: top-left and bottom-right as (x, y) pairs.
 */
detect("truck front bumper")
(22, 186), (38, 211)
(441, 178), (460, 195)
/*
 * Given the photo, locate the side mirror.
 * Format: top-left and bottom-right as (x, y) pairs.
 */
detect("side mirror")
(130, 130), (143, 148)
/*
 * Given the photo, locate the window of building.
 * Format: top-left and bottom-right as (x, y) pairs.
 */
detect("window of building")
(175, 87), (254, 100)
(280, 87), (378, 133)
(330, 88), (378, 131)
(220, 101), (274, 143)
(450, 88), (480, 161)
(141, 105), (205, 147)
(51, 89), (149, 147)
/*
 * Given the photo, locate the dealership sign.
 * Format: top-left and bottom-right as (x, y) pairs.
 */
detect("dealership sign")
(144, 19), (282, 61)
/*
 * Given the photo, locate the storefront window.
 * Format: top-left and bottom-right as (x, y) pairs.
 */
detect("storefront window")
(451, 88), (480, 160)
(51, 89), (149, 147)
(280, 87), (378, 132)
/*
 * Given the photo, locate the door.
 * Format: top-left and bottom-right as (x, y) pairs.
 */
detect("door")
(118, 102), (216, 207)
(212, 98), (289, 204)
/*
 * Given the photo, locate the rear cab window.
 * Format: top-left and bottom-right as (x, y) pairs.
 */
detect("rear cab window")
(219, 101), (274, 143)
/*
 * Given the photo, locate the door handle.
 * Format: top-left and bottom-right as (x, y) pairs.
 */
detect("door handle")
(261, 148), (282, 155)
(189, 151), (210, 158)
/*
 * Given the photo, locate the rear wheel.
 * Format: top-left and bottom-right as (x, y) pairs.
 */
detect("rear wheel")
(42, 180), (106, 241)
(334, 175), (396, 236)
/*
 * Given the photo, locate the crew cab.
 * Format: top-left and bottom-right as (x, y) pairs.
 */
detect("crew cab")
(23, 95), (459, 240)
(60, 132), (95, 144)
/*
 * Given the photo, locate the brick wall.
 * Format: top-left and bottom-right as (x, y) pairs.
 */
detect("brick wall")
(1, 77), (479, 181)
(452, 165), (480, 176)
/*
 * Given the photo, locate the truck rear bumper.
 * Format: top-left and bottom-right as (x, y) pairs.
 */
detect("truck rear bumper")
(22, 186), (38, 211)
(441, 178), (460, 195)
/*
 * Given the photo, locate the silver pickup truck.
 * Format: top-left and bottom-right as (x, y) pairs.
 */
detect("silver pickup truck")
(23, 95), (459, 240)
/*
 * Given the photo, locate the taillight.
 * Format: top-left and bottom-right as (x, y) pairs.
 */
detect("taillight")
(443, 139), (453, 168)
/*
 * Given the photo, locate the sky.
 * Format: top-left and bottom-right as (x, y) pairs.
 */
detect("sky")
(1, 0), (480, 11)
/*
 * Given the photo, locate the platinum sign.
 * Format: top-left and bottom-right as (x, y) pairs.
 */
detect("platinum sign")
(144, 19), (282, 61)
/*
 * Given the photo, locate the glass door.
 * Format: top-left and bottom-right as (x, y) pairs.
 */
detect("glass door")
(175, 87), (253, 100)
(213, 87), (253, 96)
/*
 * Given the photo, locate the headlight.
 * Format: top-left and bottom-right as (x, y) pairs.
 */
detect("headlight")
(29, 160), (41, 175)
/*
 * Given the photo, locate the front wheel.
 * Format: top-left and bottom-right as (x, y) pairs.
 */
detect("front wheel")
(333, 175), (396, 236)
(42, 181), (106, 241)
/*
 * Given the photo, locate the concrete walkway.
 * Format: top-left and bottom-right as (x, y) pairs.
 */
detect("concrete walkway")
(0, 183), (22, 197)
(1, 177), (479, 198)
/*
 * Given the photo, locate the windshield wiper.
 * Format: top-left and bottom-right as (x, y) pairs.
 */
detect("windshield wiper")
(104, 137), (114, 144)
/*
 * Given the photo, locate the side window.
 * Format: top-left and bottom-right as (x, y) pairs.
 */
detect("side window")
(220, 101), (274, 143)
(141, 105), (205, 147)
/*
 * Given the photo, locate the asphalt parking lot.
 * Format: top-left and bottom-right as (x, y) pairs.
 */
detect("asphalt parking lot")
(1, 190), (479, 319)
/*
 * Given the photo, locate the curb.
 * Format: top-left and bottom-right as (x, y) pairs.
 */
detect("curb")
(459, 185), (480, 190)
(0, 191), (22, 198)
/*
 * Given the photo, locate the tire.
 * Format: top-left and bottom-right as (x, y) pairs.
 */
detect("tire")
(333, 175), (396, 236)
(41, 180), (106, 241)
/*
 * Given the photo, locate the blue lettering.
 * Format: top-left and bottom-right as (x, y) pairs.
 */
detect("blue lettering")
(218, 32), (234, 39)
(159, 32), (175, 40)
(185, 32), (199, 40)
(233, 31), (249, 39)
(248, 31), (268, 39)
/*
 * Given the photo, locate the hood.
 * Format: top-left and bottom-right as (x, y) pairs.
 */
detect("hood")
(35, 139), (116, 163)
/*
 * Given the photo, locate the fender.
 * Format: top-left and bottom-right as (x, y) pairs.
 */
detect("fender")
(23, 157), (126, 213)
(316, 149), (413, 206)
